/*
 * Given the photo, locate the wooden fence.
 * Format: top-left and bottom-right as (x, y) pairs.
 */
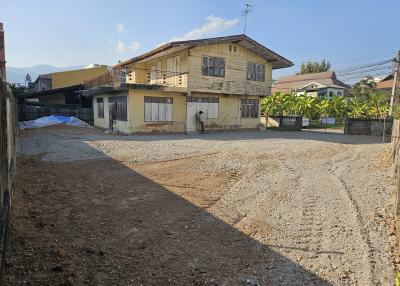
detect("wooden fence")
(18, 105), (93, 125)
(0, 80), (16, 285)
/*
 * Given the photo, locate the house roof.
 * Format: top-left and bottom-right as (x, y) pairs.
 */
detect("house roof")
(33, 74), (52, 84)
(375, 73), (399, 90)
(23, 84), (83, 98)
(272, 71), (350, 92)
(113, 34), (293, 70)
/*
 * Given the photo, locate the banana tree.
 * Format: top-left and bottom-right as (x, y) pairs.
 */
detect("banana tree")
(346, 98), (368, 118)
(328, 96), (346, 121)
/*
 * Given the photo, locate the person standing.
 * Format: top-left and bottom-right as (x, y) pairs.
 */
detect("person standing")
(198, 111), (206, 133)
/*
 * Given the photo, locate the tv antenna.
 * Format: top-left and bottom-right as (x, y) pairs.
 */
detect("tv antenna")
(242, 3), (253, 34)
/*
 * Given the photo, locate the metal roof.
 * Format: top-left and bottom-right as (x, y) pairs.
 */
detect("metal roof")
(113, 34), (293, 70)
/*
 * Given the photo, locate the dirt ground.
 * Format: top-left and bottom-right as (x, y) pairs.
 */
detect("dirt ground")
(6, 126), (398, 285)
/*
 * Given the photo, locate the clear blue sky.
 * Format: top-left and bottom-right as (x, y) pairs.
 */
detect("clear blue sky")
(1, 0), (399, 79)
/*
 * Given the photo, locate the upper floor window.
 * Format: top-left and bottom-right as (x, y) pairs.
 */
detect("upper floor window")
(202, 56), (225, 77)
(247, 63), (265, 82)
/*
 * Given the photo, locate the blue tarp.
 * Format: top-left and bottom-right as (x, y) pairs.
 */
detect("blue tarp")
(19, 115), (90, 129)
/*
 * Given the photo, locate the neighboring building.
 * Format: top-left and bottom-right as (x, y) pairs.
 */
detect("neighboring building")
(0, 23), (5, 80)
(272, 71), (349, 99)
(375, 74), (399, 93)
(25, 65), (108, 106)
(31, 74), (52, 92)
(84, 34), (293, 133)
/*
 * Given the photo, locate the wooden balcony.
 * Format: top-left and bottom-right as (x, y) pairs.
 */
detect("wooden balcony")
(84, 68), (188, 90)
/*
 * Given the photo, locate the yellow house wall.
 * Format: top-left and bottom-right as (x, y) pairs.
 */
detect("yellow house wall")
(130, 89), (186, 133)
(52, 66), (108, 89)
(188, 43), (272, 96)
(191, 92), (261, 130)
(93, 95), (109, 129)
(93, 92), (130, 133)
(93, 90), (261, 133)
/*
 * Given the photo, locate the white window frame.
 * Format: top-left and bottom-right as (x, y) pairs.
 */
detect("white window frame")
(144, 96), (173, 122)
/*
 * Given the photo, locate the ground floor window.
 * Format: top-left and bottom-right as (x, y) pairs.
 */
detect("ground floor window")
(241, 99), (259, 118)
(96, 97), (104, 118)
(186, 96), (219, 119)
(109, 95), (127, 121)
(144, 96), (173, 122)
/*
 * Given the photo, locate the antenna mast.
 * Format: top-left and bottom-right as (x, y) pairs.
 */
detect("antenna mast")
(242, 3), (253, 34)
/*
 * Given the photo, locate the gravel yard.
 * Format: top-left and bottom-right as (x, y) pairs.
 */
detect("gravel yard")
(7, 126), (398, 285)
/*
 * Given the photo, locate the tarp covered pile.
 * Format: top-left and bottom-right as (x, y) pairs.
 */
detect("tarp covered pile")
(19, 115), (90, 129)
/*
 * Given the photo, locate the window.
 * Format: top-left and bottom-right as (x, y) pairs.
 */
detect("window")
(337, 92), (342, 96)
(144, 97), (173, 122)
(119, 68), (127, 84)
(247, 63), (265, 81)
(167, 57), (180, 74)
(202, 56), (225, 77)
(241, 99), (259, 118)
(150, 61), (162, 83)
(109, 95), (127, 121)
(96, 98), (104, 118)
(186, 97), (219, 119)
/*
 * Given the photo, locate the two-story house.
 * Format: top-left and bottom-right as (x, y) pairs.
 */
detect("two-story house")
(85, 34), (293, 133)
(272, 71), (350, 99)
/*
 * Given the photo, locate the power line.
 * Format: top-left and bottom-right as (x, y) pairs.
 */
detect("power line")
(335, 59), (393, 73)
(329, 51), (397, 66)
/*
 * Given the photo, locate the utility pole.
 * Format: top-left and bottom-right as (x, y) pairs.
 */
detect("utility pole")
(389, 50), (400, 116)
(0, 23), (5, 81)
(242, 4), (253, 34)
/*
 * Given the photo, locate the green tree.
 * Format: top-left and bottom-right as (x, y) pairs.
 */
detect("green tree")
(298, 59), (331, 74)
(349, 76), (376, 98)
(9, 83), (27, 96)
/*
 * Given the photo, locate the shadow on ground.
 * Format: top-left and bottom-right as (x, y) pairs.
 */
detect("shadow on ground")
(91, 129), (387, 145)
(8, 129), (334, 285)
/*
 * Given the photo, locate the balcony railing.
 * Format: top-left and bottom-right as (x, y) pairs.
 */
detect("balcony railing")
(84, 68), (188, 90)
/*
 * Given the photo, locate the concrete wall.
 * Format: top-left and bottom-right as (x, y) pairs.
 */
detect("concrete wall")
(130, 89), (186, 133)
(93, 89), (262, 133)
(0, 80), (16, 283)
(344, 118), (392, 136)
(52, 66), (108, 89)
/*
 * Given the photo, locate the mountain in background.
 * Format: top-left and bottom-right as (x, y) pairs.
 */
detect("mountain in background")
(6, 65), (84, 84)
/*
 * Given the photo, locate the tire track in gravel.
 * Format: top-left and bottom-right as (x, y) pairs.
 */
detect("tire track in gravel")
(328, 147), (376, 285)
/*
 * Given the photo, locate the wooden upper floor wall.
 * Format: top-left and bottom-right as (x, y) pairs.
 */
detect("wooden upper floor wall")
(123, 42), (273, 96)
(188, 43), (272, 96)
